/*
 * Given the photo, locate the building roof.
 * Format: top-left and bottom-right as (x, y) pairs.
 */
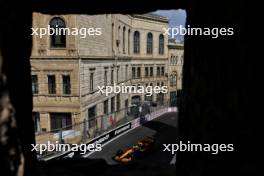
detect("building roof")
(132, 13), (168, 23)
(168, 38), (184, 49)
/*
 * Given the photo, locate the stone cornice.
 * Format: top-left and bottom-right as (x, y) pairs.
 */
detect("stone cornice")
(132, 14), (168, 23)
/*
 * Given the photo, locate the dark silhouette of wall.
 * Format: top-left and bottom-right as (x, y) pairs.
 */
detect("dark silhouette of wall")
(0, 1), (36, 176)
(0, 0), (256, 175)
(177, 1), (257, 175)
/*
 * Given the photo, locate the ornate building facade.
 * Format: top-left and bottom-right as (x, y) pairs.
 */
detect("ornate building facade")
(168, 39), (184, 106)
(31, 13), (182, 143)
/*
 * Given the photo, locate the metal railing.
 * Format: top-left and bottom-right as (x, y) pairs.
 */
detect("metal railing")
(35, 101), (169, 159)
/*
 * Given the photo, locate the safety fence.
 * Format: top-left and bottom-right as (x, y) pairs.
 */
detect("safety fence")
(35, 102), (175, 160)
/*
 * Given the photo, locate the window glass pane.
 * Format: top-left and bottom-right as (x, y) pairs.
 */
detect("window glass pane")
(147, 33), (153, 54)
(32, 75), (38, 94)
(50, 113), (72, 131)
(159, 34), (164, 54)
(90, 73), (94, 91)
(88, 106), (96, 128)
(134, 31), (140, 53)
(33, 112), (40, 132)
(48, 75), (56, 94)
(137, 67), (141, 78)
(111, 97), (115, 113)
(50, 17), (66, 48)
(63, 75), (71, 95)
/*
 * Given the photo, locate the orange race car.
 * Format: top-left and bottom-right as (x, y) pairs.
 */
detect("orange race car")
(112, 136), (155, 163)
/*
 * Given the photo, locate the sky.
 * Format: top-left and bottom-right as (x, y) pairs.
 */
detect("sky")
(153, 9), (186, 41)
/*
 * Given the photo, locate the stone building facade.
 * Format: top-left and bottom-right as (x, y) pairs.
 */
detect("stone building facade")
(30, 13), (181, 143)
(168, 39), (184, 106)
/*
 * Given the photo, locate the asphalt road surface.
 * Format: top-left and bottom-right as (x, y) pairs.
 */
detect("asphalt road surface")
(86, 111), (179, 175)
(38, 112), (178, 176)
(88, 111), (178, 165)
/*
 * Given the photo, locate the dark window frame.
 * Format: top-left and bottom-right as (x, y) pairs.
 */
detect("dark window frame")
(145, 67), (149, 77)
(48, 75), (56, 94)
(111, 69), (114, 84)
(133, 31), (140, 54)
(90, 72), (94, 92)
(132, 67), (136, 79)
(88, 106), (97, 128)
(147, 32), (153, 54)
(50, 113), (72, 131)
(159, 34), (165, 54)
(104, 100), (109, 114)
(116, 94), (120, 111)
(157, 67), (160, 77)
(161, 67), (165, 76)
(104, 70), (108, 86)
(125, 65), (128, 80)
(33, 112), (41, 132)
(128, 29), (131, 54)
(62, 75), (71, 95)
(31, 75), (39, 94)
(50, 17), (66, 48)
(123, 26), (126, 53)
(111, 97), (115, 113)
(137, 67), (141, 78)
(150, 67), (153, 77)
(117, 67), (119, 83)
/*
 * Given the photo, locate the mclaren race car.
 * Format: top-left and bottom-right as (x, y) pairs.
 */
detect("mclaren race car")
(112, 136), (155, 163)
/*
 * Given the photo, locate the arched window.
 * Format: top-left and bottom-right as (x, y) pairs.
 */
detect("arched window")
(50, 17), (66, 48)
(123, 27), (126, 53)
(128, 29), (131, 54)
(133, 31), (140, 54)
(159, 34), (165, 54)
(117, 26), (121, 49)
(147, 32), (153, 54)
